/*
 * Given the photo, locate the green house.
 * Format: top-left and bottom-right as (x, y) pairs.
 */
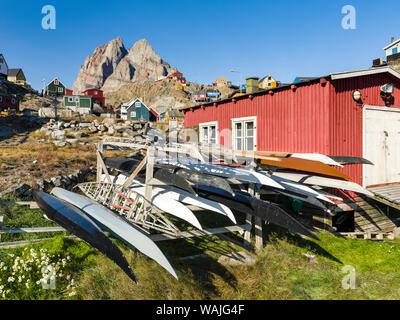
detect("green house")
(64, 95), (92, 114)
(44, 78), (66, 97)
(120, 98), (158, 121)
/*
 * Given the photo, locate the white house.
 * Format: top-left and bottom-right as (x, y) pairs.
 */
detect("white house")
(383, 37), (400, 58)
(0, 54), (8, 80)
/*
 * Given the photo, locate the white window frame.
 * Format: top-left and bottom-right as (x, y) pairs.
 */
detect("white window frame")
(135, 101), (141, 108)
(231, 116), (257, 151)
(199, 121), (218, 145)
(68, 97), (73, 103)
(58, 87), (63, 93)
(54, 79), (59, 85)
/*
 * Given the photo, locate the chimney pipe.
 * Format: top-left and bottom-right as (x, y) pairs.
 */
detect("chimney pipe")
(246, 77), (259, 94)
(392, 37), (395, 43)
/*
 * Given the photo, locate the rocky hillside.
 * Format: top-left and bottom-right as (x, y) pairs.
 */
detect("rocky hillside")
(104, 78), (235, 113)
(72, 37), (177, 94)
(0, 81), (36, 99)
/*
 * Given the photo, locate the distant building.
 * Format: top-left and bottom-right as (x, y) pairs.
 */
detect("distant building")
(0, 94), (19, 112)
(66, 89), (73, 95)
(215, 77), (227, 85)
(43, 78), (66, 97)
(293, 77), (318, 84)
(259, 75), (280, 89)
(384, 37), (400, 58)
(160, 109), (184, 122)
(192, 91), (208, 102)
(63, 95), (92, 114)
(0, 54), (8, 80)
(83, 88), (105, 105)
(7, 68), (26, 86)
(120, 98), (158, 121)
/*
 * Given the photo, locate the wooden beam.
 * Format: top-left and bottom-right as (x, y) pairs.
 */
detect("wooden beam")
(122, 155), (147, 189)
(0, 215), (3, 242)
(0, 227), (65, 234)
(150, 225), (252, 242)
(96, 150), (112, 184)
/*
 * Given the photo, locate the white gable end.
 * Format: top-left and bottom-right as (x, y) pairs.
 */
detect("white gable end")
(0, 54), (8, 76)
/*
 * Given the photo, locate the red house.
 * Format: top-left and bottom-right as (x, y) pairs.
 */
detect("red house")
(181, 67), (400, 189)
(65, 89), (73, 95)
(0, 94), (19, 111)
(83, 88), (105, 105)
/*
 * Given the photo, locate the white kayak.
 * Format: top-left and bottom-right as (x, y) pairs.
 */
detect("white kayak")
(272, 172), (373, 196)
(267, 174), (339, 204)
(105, 173), (237, 224)
(100, 175), (203, 230)
(155, 157), (285, 190)
(50, 188), (178, 279)
(290, 153), (344, 167)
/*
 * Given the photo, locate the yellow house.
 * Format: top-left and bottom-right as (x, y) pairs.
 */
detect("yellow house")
(7, 69), (26, 86)
(163, 109), (184, 122)
(215, 77), (228, 86)
(258, 75), (278, 89)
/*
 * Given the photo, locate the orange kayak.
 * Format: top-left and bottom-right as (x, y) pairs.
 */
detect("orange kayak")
(259, 157), (352, 181)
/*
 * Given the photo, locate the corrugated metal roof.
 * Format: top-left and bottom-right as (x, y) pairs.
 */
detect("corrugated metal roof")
(369, 184), (400, 204)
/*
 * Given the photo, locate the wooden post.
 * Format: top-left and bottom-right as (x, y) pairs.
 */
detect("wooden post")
(254, 186), (263, 251)
(96, 150), (112, 184)
(144, 147), (155, 210)
(243, 183), (255, 249)
(0, 215), (3, 242)
(96, 143), (103, 183)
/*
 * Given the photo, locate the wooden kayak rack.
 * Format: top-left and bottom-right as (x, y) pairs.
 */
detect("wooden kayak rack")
(95, 139), (263, 250)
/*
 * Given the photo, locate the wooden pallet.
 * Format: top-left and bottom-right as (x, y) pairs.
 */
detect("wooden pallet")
(339, 232), (395, 241)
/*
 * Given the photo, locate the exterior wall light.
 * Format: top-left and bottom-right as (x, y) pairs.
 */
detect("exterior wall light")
(352, 90), (362, 102)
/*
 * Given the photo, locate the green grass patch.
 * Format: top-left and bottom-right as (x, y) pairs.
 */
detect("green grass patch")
(2, 205), (400, 300)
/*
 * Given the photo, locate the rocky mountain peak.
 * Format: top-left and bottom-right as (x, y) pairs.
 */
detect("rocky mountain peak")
(72, 37), (177, 94)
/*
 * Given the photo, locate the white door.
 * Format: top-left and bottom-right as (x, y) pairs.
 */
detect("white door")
(363, 106), (400, 187)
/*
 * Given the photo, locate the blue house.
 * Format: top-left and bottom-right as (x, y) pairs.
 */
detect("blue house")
(120, 98), (158, 121)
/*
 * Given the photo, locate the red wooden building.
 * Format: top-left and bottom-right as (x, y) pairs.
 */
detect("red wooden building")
(181, 67), (400, 188)
(65, 89), (73, 95)
(83, 88), (105, 105)
(0, 94), (19, 111)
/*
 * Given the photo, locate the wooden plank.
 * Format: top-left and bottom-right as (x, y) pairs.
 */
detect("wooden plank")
(0, 227), (65, 234)
(0, 235), (78, 249)
(150, 225), (252, 242)
(255, 217), (263, 250)
(0, 215), (3, 242)
(0, 201), (39, 209)
(122, 155), (147, 189)
(97, 150), (112, 184)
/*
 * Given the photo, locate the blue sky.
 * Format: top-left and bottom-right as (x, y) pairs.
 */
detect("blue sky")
(1, 0), (400, 90)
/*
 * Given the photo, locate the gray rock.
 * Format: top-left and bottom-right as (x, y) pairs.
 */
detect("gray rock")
(51, 177), (62, 187)
(51, 130), (65, 140)
(53, 141), (70, 147)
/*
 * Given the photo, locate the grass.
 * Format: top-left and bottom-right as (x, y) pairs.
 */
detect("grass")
(2, 204), (400, 300)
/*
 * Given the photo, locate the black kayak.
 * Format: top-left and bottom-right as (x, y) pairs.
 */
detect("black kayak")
(33, 190), (138, 284)
(104, 157), (196, 195)
(103, 157), (234, 195)
(328, 156), (374, 166)
(192, 185), (320, 241)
